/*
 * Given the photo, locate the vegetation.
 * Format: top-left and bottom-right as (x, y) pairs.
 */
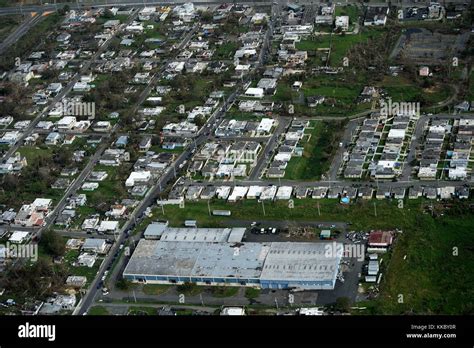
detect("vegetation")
(0, 259), (68, 300)
(0, 13), (63, 70)
(209, 286), (239, 298)
(40, 230), (66, 258)
(88, 306), (109, 315)
(284, 121), (346, 180)
(245, 287), (261, 299)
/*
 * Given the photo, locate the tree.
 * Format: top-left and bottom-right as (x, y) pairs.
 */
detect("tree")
(58, 5), (70, 16)
(194, 114), (206, 128)
(40, 230), (66, 257)
(103, 9), (114, 19)
(116, 278), (133, 291)
(334, 296), (351, 313)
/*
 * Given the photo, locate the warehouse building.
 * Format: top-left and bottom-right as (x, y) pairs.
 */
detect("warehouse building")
(123, 241), (342, 290)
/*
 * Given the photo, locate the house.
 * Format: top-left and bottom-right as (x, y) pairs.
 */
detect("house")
(139, 137), (152, 152)
(66, 276), (87, 288)
(107, 205), (127, 218)
(368, 231), (393, 248)
(93, 121), (112, 132)
(77, 253), (97, 267)
(335, 16), (349, 31)
(82, 238), (107, 253)
(245, 87), (264, 99)
(0, 131), (21, 145)
(9, 231), (30, 244)
(45, 132), (63, 145)
(419, 66), (430, 77)
(364, 7), (389, 26)
(73, 82), (91, 92)
(125, 171), (152, 187)
(98, 220), (119, 234)
(115, 135), (128, 148)
(307, 95), (325, 107)
(292, 81), (303, 91)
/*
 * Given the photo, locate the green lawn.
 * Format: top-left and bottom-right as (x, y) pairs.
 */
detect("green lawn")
(296, 29), (384, 66)
(215, 41), (239, 59)
(142, 284), (173, 296)
(88, 306), (109, 315)
(335, 5), (360, 24)
(209, 286), (239, 298)
(128, 306), (158, 315)
(274, 74), (370, 117)
(245, 287), (261, 299)
(380, 75), (452, 106)
(153, 198), (427, 231)
(284, 121), (345, 180)
(62, 249), (102, 286)
(369, 214), (474, 314)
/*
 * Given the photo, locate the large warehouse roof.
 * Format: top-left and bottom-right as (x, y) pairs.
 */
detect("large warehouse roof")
(124, 240), (270, 279)
(260, 242), (340, 282)
(124, 240), (342, 285)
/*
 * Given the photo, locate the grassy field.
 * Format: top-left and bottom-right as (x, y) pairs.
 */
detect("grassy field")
(335, 5), (360, 24)
(273, 73), (371, 117)
(128, 306), (158, 315)
(142, 284), (173, 296)
(380, 75), (452, 106)
(296, 29), (384, 66)
(155, 198), (428, 230)
(284, 121), (345, 180)
(215, 41), (239, 59)
(88, 306), (109, 315)
(368, 214), (474, 314)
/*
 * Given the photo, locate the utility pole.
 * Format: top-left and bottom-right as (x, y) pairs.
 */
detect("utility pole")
(207, 200), (211, 216)
(373, 202), (377, 217)
(261, 200), (266, 216)
(160, 203), (165, 215)
(317, 202), (321, 216)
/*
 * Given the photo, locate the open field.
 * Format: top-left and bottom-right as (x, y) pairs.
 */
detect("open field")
(284, 121), (345, 180)
(296, 29), (384, 66)
(379, 75), (452, 106)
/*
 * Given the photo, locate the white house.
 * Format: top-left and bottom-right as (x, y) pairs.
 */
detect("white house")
(245, 87), (264, 99)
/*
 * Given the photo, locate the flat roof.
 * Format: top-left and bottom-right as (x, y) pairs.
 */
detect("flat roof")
(260, 242), (341, 282)
(160, 227), (237, 243)
(124, 240), (341, 284)
(124, 240), (270, 279)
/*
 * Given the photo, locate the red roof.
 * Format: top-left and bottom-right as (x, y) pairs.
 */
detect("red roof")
(368, 231), (393, 247)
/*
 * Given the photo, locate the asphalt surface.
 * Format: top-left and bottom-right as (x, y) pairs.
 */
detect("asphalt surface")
(0, 13), (43, 55)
